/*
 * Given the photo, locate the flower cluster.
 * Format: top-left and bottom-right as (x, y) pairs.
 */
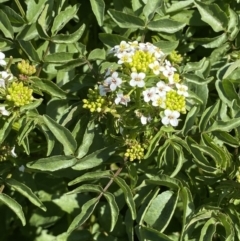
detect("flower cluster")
(124, 140), (145, 161)
(102, 41), (188, 127)
(83, 41), (189, 161)
(0, 145), (17, 162)
(0, 52), (35, 113)
(17, 60), (36, 76)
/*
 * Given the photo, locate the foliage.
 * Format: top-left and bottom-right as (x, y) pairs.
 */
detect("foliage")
(1, 0), (240, 240)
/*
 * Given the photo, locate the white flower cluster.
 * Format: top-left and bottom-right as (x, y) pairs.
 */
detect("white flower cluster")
(98, 41), (189, 127)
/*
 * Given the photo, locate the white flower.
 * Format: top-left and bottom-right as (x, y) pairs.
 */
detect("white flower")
(152, 96), (166, 109)
(0, 52), (6, 66)
(161, 109), (180, 127)
(19, 165), (25, 172)
(160, 60), (177, 84)
(99, 85), (109, 96)
(0, 106), (10, 116)
(139, 42), (154, 53)
(149, 61), (161, 75)
(142, 87), (158, 102)
(153, 47), (165, 59)
(104, 72), (122, 91)
(176, 83), (189, 97)
(115, 92), (130, 106)
(156, 81), (171, 97)
(130, 72), (146, 87)
(128, 41), (138, 50)
(10, 146), (17, 158)
(0, 71), (13, 88)
(117, 52), (133, 64)
(141, 115), (152, 125)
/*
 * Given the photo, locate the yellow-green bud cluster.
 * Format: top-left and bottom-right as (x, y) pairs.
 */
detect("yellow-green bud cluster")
(124, 142), (144, 161)
(168, 51), (183, 64)
(17, 60), (36, 76)
(129, 50), (156, 72)
(0, 145), (10, 162)
(6, 82), (33, 107)
(83, 88), (107, 113)
(166, 90), (186, 113)
(173, 73), (181, 83)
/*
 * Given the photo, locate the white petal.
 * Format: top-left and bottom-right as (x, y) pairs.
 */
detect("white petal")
(19, 165), (25, 172)
(172, 111), (180, 118)
(141, 116), (147, 125)
(137, 80), (145, 88)
(164, 109), (172, 116)
(170, 118), (179, 127)
(10, 146), (17, 158)
(162, 116), (170, 125)
(139, 72), (146, 79)
(0, 106), (10, 116)
(0, 52), (5, 59)
(130, 79), (136, 87)
(0, 60), (6, 66)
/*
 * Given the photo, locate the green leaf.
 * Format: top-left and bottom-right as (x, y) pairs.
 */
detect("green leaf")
(103, 192), (119, 232)
(114, 177), (136, 220)
(36, 3), (50, 39)
(43, 115), (77, 155)
(146, 175), (182, 190)
(1, 5), (25, 24)
(5, 178), (46, 211)
(108, 9), (145, 28)
(199, 218), (217, 241)
(67, 184), (102, 195)
(0, 115), (16, 144)
(67, 198), (99, 234)
(0, 193), (26, 226)
(44, 52), (80, 63)
(206, 118), (240, 132)
(51, 24), (86, 43)
(27, 155), (77, 171)
(90, 0), (105, 26)
(194, 1), (228, 32)
(166, 0), (194, 13)
(68, 171), (111, 186)
(222, 60), (240, 80)
(40, 125), (55, 156)
(183, 73), (212, 85)
(180, 187), (194, 229)
(0, 10), (14, 39)
(26, 0), (48, 23)
(199, 100), (220, 132)
(170, 143), (184, 178)
(140, 226), (174, 241)
(213, 131), (239, 147)
(182, 106), (199, 136)
(51, 4), (79, 35)
(18, 40), (41, 62)
(72, 146), (116, 170)
(88, 48), (106, 60)
(143, 0), (162, 21)
(99, 33), (129, 47)
(144, 129), (163, 159)
(147, 19), (186, 33)
(31, 77), (67, 99)
(143, 190), (179, 231)
(20, 99), (43, 112)
(153, 40), (179, 54)
(17, 119), (35, 145)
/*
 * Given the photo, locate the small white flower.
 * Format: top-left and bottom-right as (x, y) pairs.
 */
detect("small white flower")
(176, 83), (189, 97)
(117, 52), (133, 64)
(152, 96), (166, 109)
(0, 71), (13, 88)
(130, 72), (146, 87)
(153, 47), (165, 59)
(160, 60), (177, 84)
(156, 81), (171, 97)
(115, 92), (130, 106)
(141, 115), (152, 125)
(99, 85), (109, 96)
(0, 106), (10, 116)
(10, 146), (17, 158)
(149, 61), (161, 75)
(128, 41), (138, 50)
(19, 165), (25, 172)
(161, 109), (180, 127)
(142, 87), (158, 102)
(0, 52), (6, 66)
(104, 72), (122, 91)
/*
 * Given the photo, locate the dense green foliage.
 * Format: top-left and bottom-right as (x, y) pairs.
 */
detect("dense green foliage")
(1, 0), (240, 240)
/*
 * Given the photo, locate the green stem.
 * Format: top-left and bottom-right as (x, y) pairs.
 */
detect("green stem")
(15, 0), (25, 18)
(0, 173), (12, 194)
(36, 42), (51, 77)
(97, 157), (128, 200)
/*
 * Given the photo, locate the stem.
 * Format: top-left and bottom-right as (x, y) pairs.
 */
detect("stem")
(0, 173), (12, 194)
(36, 42), (51, 77)
(15, 0), (25, 18)
(97, 158), (128, 200)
